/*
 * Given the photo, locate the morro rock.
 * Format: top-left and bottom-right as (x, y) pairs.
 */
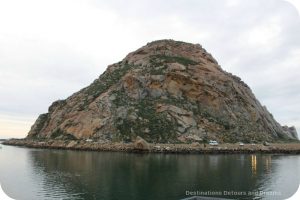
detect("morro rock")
(27, 40), (298, 143)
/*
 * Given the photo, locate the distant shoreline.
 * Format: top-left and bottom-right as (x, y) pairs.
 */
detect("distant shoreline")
(3, 139), (300, 154)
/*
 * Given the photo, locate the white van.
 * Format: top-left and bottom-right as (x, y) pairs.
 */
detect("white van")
(209, 140), (219, 146)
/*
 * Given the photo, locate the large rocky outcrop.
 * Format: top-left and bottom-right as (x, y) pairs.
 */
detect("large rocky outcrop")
(27, 40), (298, 143)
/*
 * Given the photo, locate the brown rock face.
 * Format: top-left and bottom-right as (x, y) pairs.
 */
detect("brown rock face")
(27, 40), (298, 143)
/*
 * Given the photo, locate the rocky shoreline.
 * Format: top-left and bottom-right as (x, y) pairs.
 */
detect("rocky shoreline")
(3, 139), (300, 154)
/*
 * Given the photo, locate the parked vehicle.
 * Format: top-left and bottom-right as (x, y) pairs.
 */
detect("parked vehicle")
(209, 140), (219, 146)
(263, 142), (270, 146)
(239, 142), (244, 146)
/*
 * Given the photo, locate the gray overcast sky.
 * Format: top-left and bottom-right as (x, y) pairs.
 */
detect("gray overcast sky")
(0, 0), (299, 138)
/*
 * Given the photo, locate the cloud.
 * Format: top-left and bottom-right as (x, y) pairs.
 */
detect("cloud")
(0, 0), (299, 138)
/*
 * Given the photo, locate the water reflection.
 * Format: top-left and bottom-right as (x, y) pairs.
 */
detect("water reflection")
(264, 156), (272, 174)
(27, 151), (299, 200)
(0, 145), (299, 200)
(251, 155), (257, 176)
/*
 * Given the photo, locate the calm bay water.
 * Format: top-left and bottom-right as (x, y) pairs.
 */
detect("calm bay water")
(0, 143), (299, 200)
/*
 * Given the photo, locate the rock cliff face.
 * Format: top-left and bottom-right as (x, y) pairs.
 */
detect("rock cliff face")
(27, 40), (298, 143)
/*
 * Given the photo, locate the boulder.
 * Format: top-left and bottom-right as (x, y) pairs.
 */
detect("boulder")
(134, 136), (149, 150)
(67, 140), (78, 148)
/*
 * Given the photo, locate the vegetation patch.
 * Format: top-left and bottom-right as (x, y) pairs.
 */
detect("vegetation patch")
(112, 92), (177, 143)
(50, 128), (77, 140)
(148, 65), (167, 75)
(48, 100), (67, 112)
(28, 113), (49, 138)
(82, 63), (135, 106)
(151, 55), (198, 66)
(111, 89), (130, 107)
